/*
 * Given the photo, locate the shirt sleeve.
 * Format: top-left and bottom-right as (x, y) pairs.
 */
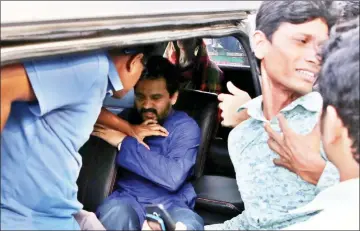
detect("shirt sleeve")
(117, 120), (200, 192)
(316, 161), (340, 193)
(23, 53), (108, 116)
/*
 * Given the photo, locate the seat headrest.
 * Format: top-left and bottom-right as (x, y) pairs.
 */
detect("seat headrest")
(174, 89), (218, 124)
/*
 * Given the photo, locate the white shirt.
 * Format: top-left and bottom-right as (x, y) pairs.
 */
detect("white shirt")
(284, 178), (359, 230)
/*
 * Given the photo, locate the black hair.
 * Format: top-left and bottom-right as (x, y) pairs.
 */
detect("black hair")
(341, 0), (360, 22)
(108, 44), (156, 64)
(256, 0), (338, 41)
(138, 56), (180, 96)
(318, 17), (360, 162)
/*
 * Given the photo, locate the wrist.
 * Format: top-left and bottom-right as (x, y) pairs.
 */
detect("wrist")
(303, 157), (326, 185)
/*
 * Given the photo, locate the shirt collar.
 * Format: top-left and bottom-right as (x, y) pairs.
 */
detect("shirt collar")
(106, 54), (123, 95)
(238, 91), (323, 122)
(289, 178), (359, 214)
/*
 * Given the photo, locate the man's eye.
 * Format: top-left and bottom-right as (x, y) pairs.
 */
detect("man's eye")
(295, 38), (307, 44)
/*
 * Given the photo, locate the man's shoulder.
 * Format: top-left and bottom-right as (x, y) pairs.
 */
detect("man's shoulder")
(169, 111), (200, 131)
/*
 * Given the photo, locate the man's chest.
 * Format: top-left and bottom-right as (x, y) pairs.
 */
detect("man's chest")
(228, 110), (318, 173)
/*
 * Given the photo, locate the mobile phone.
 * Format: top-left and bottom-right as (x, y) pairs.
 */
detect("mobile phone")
(145, 204), (176, 231)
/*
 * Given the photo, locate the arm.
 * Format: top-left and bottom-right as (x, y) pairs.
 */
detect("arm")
(2, 54), (107, 132)
(117, 120), (200, 192)
(97, 107), (134, 136)
(1, 64), (36, 132)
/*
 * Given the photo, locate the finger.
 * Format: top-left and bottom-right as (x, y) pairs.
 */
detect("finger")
(148, 221), (162, 231)
(93, 127), (106, 134)
(91, 131), (103, 138)
(175, 222), (187, 230)
(277, 114), (292, 135)
(267, 138), (290, 161)
(218, 93), (232, 102)
(227, 81), (244, 96)
(218, 102), (224, 110)
(139, 140), (150, 150)
(94, 123), (108, 129)
(264, 122), (284, 146)
(148, 125), (169, 135)
(145, 130), (169, 137)
(310, 122), (321, 137)
(273, 158), (294, 172)
(142, 221), (151, 231)
(143, 119), (158, 125)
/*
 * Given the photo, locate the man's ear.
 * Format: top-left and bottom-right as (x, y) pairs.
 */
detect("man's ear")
(253, 30), (269, 60)
(170, 91), (179, 105)
(323, 105), (344, 145)
(127, 53), (144, 73)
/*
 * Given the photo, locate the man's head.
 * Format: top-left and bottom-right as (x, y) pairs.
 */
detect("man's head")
(109, 45), (154, 98)
(340, 0), (360, 22)
(318, 18), (359, 176)
(253, 1), (337, 95)
(134, 56), (180, 123)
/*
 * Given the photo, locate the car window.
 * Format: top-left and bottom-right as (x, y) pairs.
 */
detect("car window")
(204, 36), (250, 68)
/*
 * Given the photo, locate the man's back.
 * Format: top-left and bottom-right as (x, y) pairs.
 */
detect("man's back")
(1, 52), (112, 229)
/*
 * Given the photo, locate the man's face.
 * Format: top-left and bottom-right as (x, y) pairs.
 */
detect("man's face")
(135, 78), (177, 123)
(320, 106), (358, 171)
(112, 53), (145, 99)
(256, 18), (329, 95)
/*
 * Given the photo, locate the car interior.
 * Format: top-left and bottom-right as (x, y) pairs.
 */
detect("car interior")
(76, 34), (261, 225)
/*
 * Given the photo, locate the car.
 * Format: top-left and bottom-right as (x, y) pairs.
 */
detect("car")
(1, 1), (262, 226)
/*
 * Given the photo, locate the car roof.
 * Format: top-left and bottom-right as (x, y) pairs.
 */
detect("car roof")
(1, 1), (261, 66)
(1, 1), (261, 24)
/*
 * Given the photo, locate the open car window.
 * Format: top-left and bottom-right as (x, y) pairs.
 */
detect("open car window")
(204, 36), (250, 68)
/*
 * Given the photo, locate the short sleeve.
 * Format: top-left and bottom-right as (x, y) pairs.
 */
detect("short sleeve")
(23, 53), (109, 116)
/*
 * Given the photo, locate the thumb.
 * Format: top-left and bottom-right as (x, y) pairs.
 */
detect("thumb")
(175, 222), (187, 230)
(227, 81), (245, 96)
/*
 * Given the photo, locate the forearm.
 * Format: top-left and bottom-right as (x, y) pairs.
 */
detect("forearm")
(118, 137), (194, 191)
(0, 99), (11, 132)
(97, 107), (133, 136)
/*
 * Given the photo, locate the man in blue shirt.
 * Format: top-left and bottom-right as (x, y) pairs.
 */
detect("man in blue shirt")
(0, 46), (155, 230)
(92, 56), (204, 231)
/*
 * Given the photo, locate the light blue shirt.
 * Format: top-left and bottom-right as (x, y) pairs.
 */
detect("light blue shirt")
(205, 92), (340, 230)
(1, 51), (123, 230)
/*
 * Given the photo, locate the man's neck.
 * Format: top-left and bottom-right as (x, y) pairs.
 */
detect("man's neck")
(338, 158), (360, 182)
(260, 65), (302, 120)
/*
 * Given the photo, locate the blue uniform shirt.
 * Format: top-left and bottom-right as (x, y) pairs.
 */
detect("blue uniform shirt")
(1, 52), (123, 230)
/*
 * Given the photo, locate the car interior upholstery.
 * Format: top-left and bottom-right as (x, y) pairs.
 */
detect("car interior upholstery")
(77, 35), (259, 225)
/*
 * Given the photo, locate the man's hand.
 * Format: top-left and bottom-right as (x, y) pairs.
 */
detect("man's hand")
(218, 81), (251, 128)
(264, 114), (326, 185)
(91, 123), (127, 148)
(129, 119), (169, 150)
(142, 220), (187, 231)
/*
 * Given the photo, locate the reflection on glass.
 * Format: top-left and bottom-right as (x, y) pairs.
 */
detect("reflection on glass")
(204, 37), (250, 67)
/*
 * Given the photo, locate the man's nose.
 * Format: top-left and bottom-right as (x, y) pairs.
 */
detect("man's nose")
(143, 99), (153, 108)
(305, 44), (321, 66)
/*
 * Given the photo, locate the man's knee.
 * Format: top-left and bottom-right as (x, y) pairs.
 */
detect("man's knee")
(74, 210), (106, 230)
(169, 207), (204, 231)
(97, 200), (140, 230)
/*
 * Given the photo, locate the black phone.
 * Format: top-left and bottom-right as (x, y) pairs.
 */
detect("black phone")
(145, 204), (176, 231)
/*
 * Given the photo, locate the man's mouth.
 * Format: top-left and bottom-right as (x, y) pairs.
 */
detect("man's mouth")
(296, 69), (317, 83)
